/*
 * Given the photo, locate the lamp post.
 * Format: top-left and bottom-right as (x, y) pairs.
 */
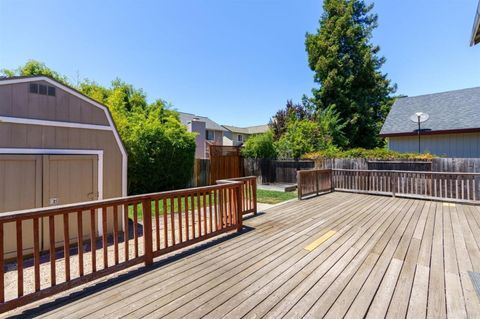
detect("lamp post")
(410, 112), (429, 154)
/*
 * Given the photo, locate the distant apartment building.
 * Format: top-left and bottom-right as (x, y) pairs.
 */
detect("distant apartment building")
(179, 112), (226, 159)
(222, 125), (269, 146)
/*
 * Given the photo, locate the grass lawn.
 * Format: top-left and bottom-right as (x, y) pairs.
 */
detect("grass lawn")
(128, 188), (297, 219)
(256, 189), (297, 204)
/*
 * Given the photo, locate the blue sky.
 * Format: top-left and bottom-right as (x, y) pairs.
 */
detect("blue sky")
(1, 0), (479, 127)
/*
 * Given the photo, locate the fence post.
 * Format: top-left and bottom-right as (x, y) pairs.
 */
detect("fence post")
(297, 170), (302, 200)
(142, 199), (153, 266)
(236, 185), (243, 232)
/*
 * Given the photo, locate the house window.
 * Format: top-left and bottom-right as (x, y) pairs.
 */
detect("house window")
(29, 83), (56, 96)
(237, 134), (243, 142)
(206, 130), (215, 141)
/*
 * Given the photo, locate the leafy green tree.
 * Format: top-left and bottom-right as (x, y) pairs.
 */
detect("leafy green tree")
(1, 60), (70, 85)
(241, 131), (277, 159)
(269, 99), (313, 141)
(275, 119), (334, 159)
(305, 0), (396, 148)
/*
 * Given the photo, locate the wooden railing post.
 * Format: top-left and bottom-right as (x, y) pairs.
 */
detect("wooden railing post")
(236, 185), (243, 232)
(142, 199), (153, 266)
(297, 170), (302, 200)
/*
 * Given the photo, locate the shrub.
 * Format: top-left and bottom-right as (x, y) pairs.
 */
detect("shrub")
(303, 147), (435, 160)
(241, 131), (277, 159)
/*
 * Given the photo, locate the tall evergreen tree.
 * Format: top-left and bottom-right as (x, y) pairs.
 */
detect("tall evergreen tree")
(305, 0), (396, 148)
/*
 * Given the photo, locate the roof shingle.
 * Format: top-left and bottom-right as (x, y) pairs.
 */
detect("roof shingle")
(380, 87), (480, 136)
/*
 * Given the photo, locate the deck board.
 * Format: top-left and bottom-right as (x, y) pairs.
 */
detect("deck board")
(4, 193), (480, 319)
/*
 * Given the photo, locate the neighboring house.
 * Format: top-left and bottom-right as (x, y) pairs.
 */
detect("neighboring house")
(380, 87), (480, 158)
(178, 112), (226, 159)
(0, 75), (127, 258)
(472, 0), (480, 45)
(222, 124), (269, 146)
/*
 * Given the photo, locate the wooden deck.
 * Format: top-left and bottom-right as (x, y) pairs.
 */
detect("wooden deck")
(5, 192), (480, 318)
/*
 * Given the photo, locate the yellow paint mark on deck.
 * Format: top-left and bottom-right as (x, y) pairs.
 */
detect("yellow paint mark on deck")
(443, 203), (456, 207)
(304, 230), (336, 252)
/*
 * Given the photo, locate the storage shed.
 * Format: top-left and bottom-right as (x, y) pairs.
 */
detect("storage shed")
(0, 76), (127, 258)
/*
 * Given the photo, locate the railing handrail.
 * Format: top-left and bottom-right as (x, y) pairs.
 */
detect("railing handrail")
(332, 168), (480, 176)
(0, 180), (245, 222)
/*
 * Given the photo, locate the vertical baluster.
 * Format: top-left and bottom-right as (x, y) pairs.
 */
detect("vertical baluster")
(63, 213), (70, 282)
(467, 179), (471, 201)
(16, 219), (23, 297)
(461, 179), (465, 200)
(434, 176), (437, 198)
(155, 200), (160, 250)
(163, 198), (168, 248)
(177, 196), (183, 243)
(170, 197), (175, 245)
(113, 205), (119, 265)
(133, 203), (139, 257)
(123, 204), (129, 261)
(185, 195), (190, 241)
(77, 211), (84, 277)
(203, 192), (207, 235)
(190, 194), (195, 239)
(197, 192), (202, 236)
(473, 177), (476, 201)
(49, 215), (56, 286)
(102, 208), (108, 268)
(455, 177), (459, 200)
(214, 189), (219, 231)
(209, 191), (213, 233)
(90, 209), (96, 273)
(33, 218), (40, 292)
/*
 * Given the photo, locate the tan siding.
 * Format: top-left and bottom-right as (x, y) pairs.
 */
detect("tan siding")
(0, 123), (122, 199)
(0, 81), (109, 126)
(388, 132), (480, 158)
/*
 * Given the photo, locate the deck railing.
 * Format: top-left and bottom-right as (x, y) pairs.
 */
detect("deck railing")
(297, 169), (332, 199)
(298, 168), (480, 203)
(0, 176), (256, 313)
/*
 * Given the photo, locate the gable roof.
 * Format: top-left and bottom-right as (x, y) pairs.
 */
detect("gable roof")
(472, 0), (480, 45)
(222, 124), (269, 135)
(380, 86), (480, 137)
(178, 112), (226, 131)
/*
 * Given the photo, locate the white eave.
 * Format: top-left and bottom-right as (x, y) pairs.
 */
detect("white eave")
(471, 0), (480, 46)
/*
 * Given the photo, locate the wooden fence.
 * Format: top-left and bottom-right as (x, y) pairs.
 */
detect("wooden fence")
(0, 177), (256, 313)
(209, 146), (242, 185)
(298, 168), (480, 204)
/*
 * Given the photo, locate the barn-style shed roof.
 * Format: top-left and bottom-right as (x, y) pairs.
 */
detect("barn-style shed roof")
(380, 87), (480, 137)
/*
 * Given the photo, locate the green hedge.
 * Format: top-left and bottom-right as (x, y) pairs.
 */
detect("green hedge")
(303, 148), (435, 160)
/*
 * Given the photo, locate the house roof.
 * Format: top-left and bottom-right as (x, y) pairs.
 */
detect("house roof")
(178, 112), (226, 131)
(222, 124), (269, 135)
(472, 0), (480, 45)
(380, 86), (480, 137)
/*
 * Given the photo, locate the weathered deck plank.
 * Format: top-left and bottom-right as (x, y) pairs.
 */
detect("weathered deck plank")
(3, 193), (480, 319)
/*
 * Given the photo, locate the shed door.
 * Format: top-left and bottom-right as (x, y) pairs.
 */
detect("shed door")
(42, 155), (98, 250)
(0, 155), (43, 258)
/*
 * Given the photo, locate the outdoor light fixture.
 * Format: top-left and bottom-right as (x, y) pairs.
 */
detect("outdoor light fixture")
(409, 112), (429, 153)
